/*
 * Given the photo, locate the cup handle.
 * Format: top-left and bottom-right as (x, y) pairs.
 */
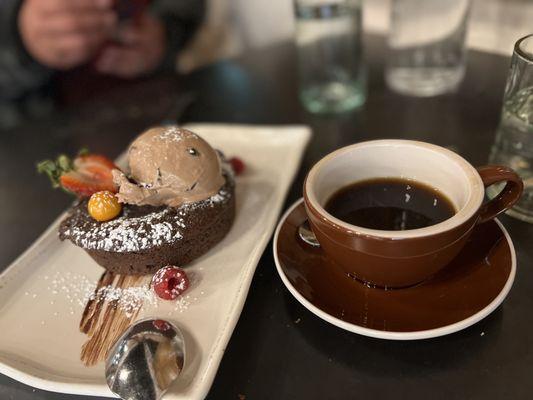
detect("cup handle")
(476, 165), (523, 224)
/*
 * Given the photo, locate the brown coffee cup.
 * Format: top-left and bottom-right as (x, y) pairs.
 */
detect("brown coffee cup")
(303, 140), (523, 288)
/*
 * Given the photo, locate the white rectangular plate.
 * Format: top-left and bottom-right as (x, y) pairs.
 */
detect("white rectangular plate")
(0, 124), (310, 399)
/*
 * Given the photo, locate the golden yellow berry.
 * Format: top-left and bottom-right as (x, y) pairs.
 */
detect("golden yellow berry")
(88, 191), (122, 222)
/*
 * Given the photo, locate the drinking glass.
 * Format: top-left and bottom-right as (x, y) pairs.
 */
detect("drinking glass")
(489, 34), (533, 223)
(385, 0), (471, 97)
(295, 0), (366, 114)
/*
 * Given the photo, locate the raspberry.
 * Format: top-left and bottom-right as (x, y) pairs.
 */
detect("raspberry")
(152, 266), (190, 300)
(229, 157), (245, 176)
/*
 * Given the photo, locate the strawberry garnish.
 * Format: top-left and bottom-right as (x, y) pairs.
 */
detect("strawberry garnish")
(38, 152), (119, 198)
(60, 155), (118, 197)
(76, 154), (117, 170)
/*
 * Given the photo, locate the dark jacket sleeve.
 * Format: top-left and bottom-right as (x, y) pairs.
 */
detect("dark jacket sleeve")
(0, 0), (53, 100)
(150, 0), (207, 70)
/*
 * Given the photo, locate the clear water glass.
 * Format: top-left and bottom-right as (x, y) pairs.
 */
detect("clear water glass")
(295, 0), (366, 114)
(386, 0), (471, 97)
(489, 34), (533, 223)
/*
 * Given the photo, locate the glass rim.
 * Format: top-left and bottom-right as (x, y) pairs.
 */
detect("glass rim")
(515, 33), (533, 63)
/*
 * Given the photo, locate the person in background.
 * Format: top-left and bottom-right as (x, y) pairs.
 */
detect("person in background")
(0, 0), (205, 128)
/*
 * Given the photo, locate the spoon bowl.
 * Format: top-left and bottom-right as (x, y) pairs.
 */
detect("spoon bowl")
(105, 318), (185, 400)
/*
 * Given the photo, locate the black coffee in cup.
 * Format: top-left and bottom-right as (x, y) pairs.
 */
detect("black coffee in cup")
(325, 177), (455, 231)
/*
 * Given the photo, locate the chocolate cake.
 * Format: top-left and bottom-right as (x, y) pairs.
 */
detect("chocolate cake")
(59, 172), (235, 275)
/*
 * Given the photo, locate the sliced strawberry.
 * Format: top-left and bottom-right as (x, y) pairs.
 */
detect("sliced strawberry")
(60, 172), (115, 197)
(60, 154), (118, 197)
(76, 154), (117, 170)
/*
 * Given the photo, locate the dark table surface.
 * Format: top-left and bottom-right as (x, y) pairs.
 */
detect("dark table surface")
(1, 35), (532, 400)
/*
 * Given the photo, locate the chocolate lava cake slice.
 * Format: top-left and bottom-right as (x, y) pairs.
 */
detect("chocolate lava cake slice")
(59, 173), (235, 275)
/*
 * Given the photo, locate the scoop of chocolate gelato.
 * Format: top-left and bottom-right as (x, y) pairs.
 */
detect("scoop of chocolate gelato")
(113, 126), (225, 207)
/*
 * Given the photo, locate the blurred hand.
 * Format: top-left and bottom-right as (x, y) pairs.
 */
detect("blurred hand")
(18, 0), (116, 70)
(94, 14), (166, 79)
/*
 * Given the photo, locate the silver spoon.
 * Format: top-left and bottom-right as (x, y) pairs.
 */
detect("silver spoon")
(105, 318), (185, 400)
(298, 220), (320, 247)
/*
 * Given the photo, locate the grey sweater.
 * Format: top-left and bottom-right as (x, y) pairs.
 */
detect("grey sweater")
(0, 0), (205, 127)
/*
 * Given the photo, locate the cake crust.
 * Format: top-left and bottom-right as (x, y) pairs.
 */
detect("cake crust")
(59, 174), (235, 274)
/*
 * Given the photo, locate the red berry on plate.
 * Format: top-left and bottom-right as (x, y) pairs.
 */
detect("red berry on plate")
(152, 266), (190, 300)
(229, 157), (245, 176)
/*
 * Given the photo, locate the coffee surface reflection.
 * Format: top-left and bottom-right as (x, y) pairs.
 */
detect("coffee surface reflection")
(325, 178), (456, 231)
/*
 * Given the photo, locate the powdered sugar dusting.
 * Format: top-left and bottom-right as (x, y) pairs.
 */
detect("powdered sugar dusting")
(170, 295), (191, 314)
(40, 270), (197, 318)
(156, 126), (198, 142)
(61, 173), (232, 253)
(48, 271), (96, 307)
(64, 209), (183, 252)
(93, 284), (157, 318)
